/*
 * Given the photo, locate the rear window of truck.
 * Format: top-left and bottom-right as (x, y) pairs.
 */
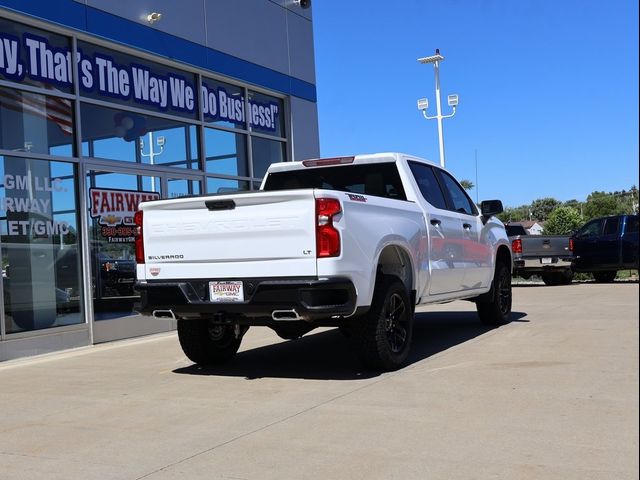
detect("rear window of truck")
(505, 225), (528, 236)
(263, 163), (407, 201)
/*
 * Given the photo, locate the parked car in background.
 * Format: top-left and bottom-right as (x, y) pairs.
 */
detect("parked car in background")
(570, 214), (639, 282)
(54, 246), (137, 298)
(506, 223), (574, 286)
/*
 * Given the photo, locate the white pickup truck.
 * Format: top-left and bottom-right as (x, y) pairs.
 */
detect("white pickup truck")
(134, 153), (512, 370)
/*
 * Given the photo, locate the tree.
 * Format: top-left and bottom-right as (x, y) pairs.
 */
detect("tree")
(563, 199), (583, 212)
(459, 179), (474, 191)
(544, 207), (584, 235)
(583, 193), (627, 220)
(530, 197), (561, 222)
(497, 205), (530, 223)
(613, 186), (639, 215)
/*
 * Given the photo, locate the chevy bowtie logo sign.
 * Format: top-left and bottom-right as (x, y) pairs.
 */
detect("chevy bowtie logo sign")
(89, 187), (160, 243)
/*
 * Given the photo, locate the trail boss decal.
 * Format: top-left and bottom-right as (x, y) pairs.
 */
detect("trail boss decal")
(346, 193), (367, 202)
(89, 187), (159, 243)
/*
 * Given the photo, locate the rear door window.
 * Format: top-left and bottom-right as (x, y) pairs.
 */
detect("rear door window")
(505, 225), (528, 236)
(407, 162), (447, 209)
(603, 217), (620, 236)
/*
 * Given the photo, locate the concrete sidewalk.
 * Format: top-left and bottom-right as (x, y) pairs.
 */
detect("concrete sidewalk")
(1, 283), (638, 479)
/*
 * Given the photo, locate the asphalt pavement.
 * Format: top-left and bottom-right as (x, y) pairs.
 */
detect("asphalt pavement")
(1, 282), (638, 480)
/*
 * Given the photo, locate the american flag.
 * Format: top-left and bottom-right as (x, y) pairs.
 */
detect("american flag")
(0, 85), (73, 135)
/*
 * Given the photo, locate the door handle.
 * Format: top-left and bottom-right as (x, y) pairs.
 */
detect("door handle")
(430, 219), (441, 226)
(463, 223), (472, 229)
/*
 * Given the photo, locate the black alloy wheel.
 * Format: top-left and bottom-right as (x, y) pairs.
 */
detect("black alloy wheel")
(497, 264), (512, 317)
(383, 291), (410, 354)
(350, 276), (414, 371)
(477, 261), (512, 326)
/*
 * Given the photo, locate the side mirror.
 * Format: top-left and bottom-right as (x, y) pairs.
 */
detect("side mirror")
(480, 199), (504, 217)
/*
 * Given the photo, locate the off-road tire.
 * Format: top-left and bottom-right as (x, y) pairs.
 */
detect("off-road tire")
(541, 270), (573, 286)
(350, 276), (413, 371)
(477, 261), (512, 326)
(541, 272), (560, 286)
(593, 271), (617, 283)
(177, 319), (242, 365)
(558, 269), (574, 285)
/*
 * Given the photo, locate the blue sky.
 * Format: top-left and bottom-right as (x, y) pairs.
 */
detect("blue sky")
(312, 0), (639, 208)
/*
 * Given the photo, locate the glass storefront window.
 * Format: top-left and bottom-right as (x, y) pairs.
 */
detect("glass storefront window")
(1, 156), (82, 333)
(204, 128), (248, 177)
(206, 177), (249, 195)
(0, 17), (294, 351)
(167, 178), (201, 199)
(86, 171), (160, 319)
(0, 18), (74, 93)
(202, 78), (246, 129)
(251, 136), (286, 179)
(248, 91), (284, 137)
(77, 41), (197, 119)
(80, 103), (198, 168)
(0, 86), (74, 156)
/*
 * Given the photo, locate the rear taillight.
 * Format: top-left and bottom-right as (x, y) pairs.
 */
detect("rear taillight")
(134, 210), (144, 264)
(512, 238), (522, 254)
(569, 238), (574, 252)
(316, 198), (341, 258)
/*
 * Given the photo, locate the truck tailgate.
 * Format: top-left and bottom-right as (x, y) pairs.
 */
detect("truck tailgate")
(520, 236), (570, 257)
(138, 190), (317, 280)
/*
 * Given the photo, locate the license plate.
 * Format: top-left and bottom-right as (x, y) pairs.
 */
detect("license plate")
(541, 257), (552, 264)
(209, 281), (244, 303)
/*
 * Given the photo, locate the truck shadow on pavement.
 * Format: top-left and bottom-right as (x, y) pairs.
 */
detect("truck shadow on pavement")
(172, 311), (528, 381)
(514, 280), (638, 287)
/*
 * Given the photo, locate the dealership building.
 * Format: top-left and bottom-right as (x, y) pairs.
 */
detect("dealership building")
(0, 0), (319, 361)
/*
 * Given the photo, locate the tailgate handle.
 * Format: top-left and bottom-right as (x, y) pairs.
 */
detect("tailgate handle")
(205, 199), (236, 211)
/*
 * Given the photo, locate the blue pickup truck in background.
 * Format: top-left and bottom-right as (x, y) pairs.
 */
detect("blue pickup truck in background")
(570, 214), (639, 282)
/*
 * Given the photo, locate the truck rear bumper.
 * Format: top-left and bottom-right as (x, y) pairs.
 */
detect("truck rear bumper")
(136, 277), (357, 322)
(513, 257), (573, 276)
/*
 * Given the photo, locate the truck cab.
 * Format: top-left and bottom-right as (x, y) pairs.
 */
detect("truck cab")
(571, 214), (639, 282)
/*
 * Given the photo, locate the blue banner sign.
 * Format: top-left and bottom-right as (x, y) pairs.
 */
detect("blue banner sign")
(1, 29), (281, 132)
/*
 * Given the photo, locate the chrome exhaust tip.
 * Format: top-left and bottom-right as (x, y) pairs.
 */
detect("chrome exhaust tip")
(152, 309), (176, 320)
(271, 309), (301, 321)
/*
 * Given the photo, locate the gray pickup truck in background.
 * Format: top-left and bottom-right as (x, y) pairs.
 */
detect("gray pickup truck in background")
(506, 224), (574, 286)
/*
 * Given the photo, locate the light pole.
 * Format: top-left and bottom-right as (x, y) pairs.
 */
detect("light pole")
(417, 49), (458, 168)
(475, 148), (479, 204)
(139, 132), (165, 191)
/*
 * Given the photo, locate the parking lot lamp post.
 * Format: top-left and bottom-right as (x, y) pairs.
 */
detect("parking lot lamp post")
(139, 132), (165, 191)
(417, 49), (458, 168)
